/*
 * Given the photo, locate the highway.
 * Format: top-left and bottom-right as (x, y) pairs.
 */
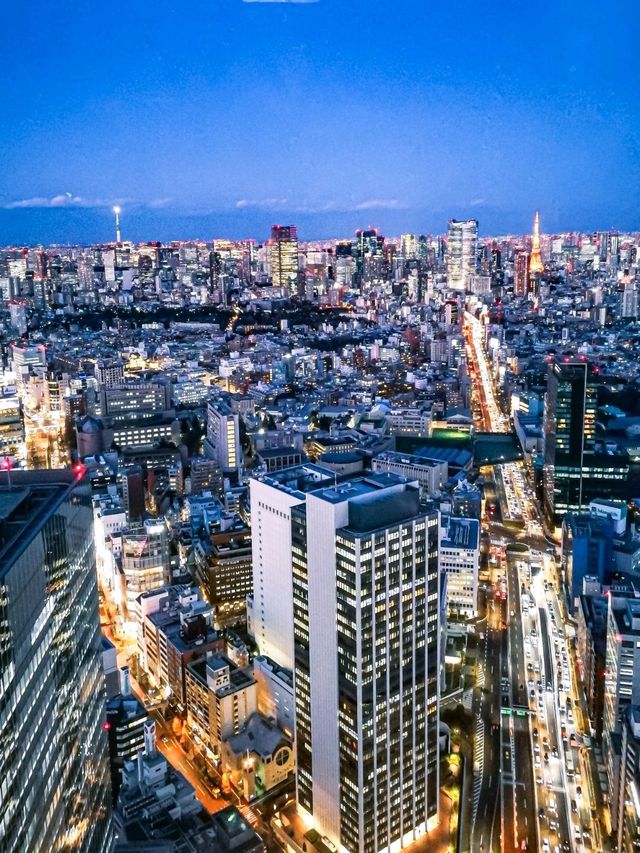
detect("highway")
(465, 310), (604, 852)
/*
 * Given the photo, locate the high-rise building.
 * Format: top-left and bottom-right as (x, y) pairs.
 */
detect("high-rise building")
(446, 219), (478, 290)
(0, 470), (112, 852)
(269, 225), (299, 294)
(543, 359), (628, 527)
(106, 667), (148, 803)
(513, 248), (529, 296)
(439, 513), (480, 621)
(292, 474), (440, 852)
(120, 519), (171, 618)
(603, 590), (640, 835)
(249, 464), (335, 671)
(204, 398), (242, 477)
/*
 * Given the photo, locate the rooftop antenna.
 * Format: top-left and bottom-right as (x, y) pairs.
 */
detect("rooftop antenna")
(113, 205), (122, 243)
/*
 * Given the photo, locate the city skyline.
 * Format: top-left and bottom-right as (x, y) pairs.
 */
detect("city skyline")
(2, 0), (640, 244)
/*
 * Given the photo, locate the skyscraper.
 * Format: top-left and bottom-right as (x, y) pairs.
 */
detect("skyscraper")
(269, 225), (299, 295)
(543, 359), (628, 527)
(292, 474), (440, 852)
(446, 219), (478, 290)
(204, 398), (242, 477)
(0, 470), (112, 852)
(513, 248), (529, 296)
(249, 464), (335, 671)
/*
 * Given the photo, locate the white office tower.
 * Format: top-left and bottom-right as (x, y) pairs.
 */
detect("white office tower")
(438, 513), (480, 621)
(249, 464), (335, 670)
(292, 474), (441, 853)
(204, 398), (241, 475)
(622, 282), (638, 319)
(446, 219), (478, 291)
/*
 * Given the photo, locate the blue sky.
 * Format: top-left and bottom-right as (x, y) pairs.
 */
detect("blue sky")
(1, 0), (639, 244)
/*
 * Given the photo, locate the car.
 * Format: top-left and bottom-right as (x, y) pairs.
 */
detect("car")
(534, 744), (540, 754)
(544, 752), (549, 764)
(211, 785), (222, 797)
(576, 785), (582, 797)
(543, 841), (550, 852)
(536, 775), (543, 785)
(571, 799), (578, 813)
(161, 735), (169, 744)
(533, 728), (539, 739)
(538, 806), (546, 819)
(552, 747), (559, 758)
(549, 820), (558, 831)
(535, 756), (541, 768)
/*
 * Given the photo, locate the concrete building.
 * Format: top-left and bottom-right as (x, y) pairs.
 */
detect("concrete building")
(439, 513), (480, 621)
(256, 445), (304, 473)
(94, 359), (125, 388)
(193, 521), (252, 629)
(185, 653), (258, 757)
(204, 398), (242, 476)
(451, 478), (482, 519)
(561, 513), (614, 612)
(248, 464), (334, 671)
(372, 450), (447, 496)
(253, 655), (295, 734)
(190, 456), (223, 496)
(386, 404), (432, 436)
(604, 590), (640, 830)
(119, 519), (171, 619)
(137, 585), (223, 707)
(292, 474), (441, 852)
(106, 667), (148, 801)
(615, 706), (640, 853)
(575, 592), (607, 740)
(99, 381), (171, 419)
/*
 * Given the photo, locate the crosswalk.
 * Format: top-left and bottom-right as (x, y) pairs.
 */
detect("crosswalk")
(239, 805), (259, 827)
(472, 713), (485, 827)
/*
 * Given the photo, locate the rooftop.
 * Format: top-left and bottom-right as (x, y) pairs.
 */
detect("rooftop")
(0, 472), (81, 579)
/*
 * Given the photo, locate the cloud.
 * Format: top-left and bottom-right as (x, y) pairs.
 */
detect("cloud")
(146, 197), (173, 209)
(235, 198), (407, 214)
(2, 194), (165, 211)
(353, 199), (407, 211)
(469, 197), (486, 207)
(236, 197), (289, 209)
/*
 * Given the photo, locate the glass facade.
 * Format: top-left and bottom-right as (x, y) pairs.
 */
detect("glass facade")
(0, 473), (111, 852)
(543, 360), (628, 526)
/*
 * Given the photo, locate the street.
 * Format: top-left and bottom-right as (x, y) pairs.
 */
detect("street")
(465, 310), (605, 853)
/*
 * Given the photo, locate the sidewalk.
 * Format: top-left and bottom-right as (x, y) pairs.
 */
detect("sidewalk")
(273, 790), (457, 853)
